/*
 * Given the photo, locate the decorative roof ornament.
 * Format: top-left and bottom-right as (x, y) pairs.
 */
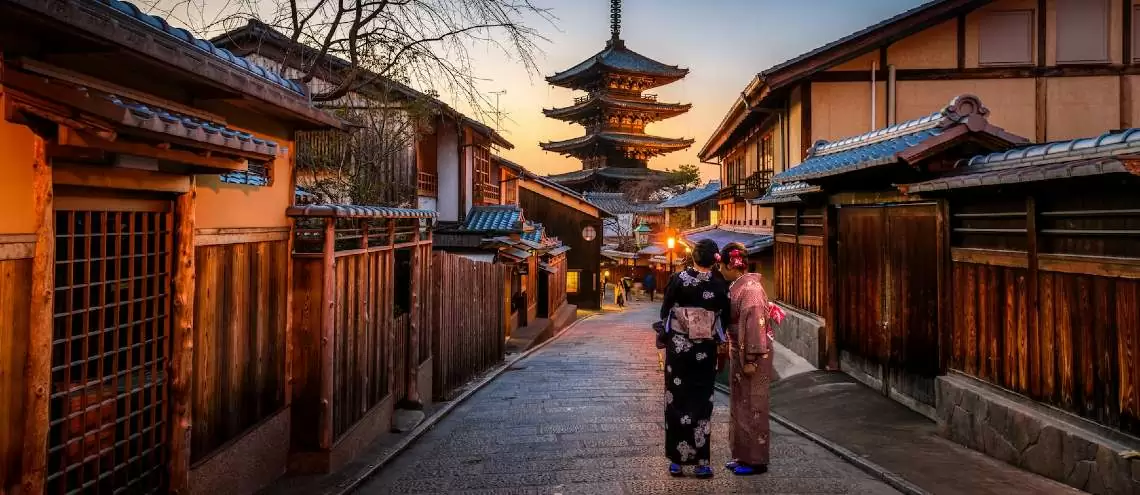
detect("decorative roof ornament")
(610, 0), (622, 41)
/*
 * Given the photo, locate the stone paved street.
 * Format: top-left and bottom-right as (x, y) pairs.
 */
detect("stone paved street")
(357, 304), (899, 494)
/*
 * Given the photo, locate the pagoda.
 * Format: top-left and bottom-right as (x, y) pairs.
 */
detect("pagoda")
(541, 0), (694, 192)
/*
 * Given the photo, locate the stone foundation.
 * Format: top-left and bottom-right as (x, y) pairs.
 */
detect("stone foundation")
(190, 408), (290, 495)
(773, 303), (825, 368)
(937, 372), (1140, 494)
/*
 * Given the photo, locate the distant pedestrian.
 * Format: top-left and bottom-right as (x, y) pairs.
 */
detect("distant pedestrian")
(719, 242), (785, 476)
(614, 279), (626, 308)
(657, 239), (729, 478)
(643, 272), (657, 302)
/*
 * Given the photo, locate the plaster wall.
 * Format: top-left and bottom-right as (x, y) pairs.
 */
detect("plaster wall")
(1046, 76), (1121, 141)
(436, 121), (460, 222)
(0, 120), (35, 234)
(894, 79), (1037, 139)
(810, 82), (887, 143)
(195, 137), (295, 229)
(886, 19), (959, 69)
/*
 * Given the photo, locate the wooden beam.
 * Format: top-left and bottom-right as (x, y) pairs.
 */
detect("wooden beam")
(951, 247), (1030, 268)
(1036, 77), (1048, 142)
(406, 244), (422, 406)
(936, 199), (951, 374)
(1125, 0), (1133, 64)
(957, 14), (967, 70)
(822, 205), (840, 370)
(52, 162), (191, 193)
(1025, 196), (1040, 397)
(800, 83), (812, 158)
(0, 234), (35, 261)
(319, 218), (336, 449)
(20, 133), (52, 495)
(61, 133), (246, 171)
(169, 182), (196, 494)
(1037, 0), (1047, 68)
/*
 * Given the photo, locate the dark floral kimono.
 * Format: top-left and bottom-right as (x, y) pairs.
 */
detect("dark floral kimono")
(659, 268), (730, 466)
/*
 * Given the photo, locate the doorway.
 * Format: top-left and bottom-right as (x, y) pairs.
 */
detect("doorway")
(47, 195), (174, 494)
(837, 203), (941, 407)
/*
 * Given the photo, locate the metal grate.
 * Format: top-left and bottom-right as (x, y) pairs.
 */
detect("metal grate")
(48, 202), (173, 494)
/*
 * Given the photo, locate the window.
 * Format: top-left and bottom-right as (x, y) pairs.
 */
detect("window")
(220, 160), (272, 186)
(979, 10), (1033, 66)
(1057, 0), (1108, 64)
(759, 134), (774, 173)
(566, 270), (581, 293)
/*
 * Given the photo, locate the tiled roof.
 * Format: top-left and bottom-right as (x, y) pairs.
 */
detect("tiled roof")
(522, 222), (543, 243)
(111, 95), (281, 156)
(544, 95), (691, 121)
(659, 181), (722, 208)
(461, 205), (524, 232)
(99, 1), (304, 94)
(583, 192), (664, 215)
(752, 181), (821, 205)
(545, 245), (571, 257)
(905, 128), (1140, 193)
(286, 204), (436, 219)
(682, 228), (773, 255)
(602, 249), (638, 260)
(638, 244), (668, 256)
(774, 111), (947, 183)
(548, 40), (688, 87)
(545, 167), (668, 186)
(542, 132), (695, 155)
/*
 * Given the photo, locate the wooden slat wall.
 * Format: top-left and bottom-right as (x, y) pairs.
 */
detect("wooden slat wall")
(191, 240), (289, 462)
(0, 259), (31, 493)
(547, 256), (568, 317)
(290, 257), (325, 451)
(949, 184), (1140, 435)
(331, 249), (398, 440)
(773, 206), (828, 316)
(431, 252), (509, 399)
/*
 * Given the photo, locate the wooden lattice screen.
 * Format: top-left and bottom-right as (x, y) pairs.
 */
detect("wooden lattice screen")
(48, 199), (173, 494)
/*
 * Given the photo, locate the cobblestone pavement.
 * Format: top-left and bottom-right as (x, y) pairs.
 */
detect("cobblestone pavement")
(357, 304), (899, 494)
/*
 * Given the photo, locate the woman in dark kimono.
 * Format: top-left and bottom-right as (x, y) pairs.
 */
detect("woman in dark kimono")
(658, 239), (730, 478)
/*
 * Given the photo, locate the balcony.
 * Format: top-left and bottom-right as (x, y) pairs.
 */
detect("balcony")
(475, 183), (501, 205)
(719, 171), (774, 202)
(417, 171), (438, 196)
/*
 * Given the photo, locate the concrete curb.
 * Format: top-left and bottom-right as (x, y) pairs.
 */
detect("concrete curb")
(331, 313), (596, 495)
(713, 383), (928, 495)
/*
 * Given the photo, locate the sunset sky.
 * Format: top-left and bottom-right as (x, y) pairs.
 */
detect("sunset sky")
(466, 0), (928, 182)
(165, 0), (931, 182)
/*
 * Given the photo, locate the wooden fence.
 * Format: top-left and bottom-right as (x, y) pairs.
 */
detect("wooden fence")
(431, 251), (509, 399)
(287, 206), (433, 455)
(948, 187), (1140, 435)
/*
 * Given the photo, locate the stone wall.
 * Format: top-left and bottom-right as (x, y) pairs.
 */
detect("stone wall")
(772, 303), (825, 368)
(936, 372), (1140, 494)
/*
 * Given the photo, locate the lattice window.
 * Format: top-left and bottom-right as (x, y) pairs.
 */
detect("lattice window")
(758, 134), (775, 173)
(220, 161), (272, 187)
(49, 202), (173, 494)
(566, 270), (581, 293)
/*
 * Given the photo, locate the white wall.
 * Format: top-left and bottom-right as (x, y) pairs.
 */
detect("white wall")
(417, 196), (438, 212)
(436, 120), (460, 221)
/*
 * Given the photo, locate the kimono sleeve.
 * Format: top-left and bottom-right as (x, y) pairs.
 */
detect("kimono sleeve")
(740, 286), (771, 357)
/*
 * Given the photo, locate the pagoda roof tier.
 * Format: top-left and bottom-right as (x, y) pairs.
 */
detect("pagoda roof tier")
(540, 132), (695, 158)
(546, 166), (668, 185)
(547, 40), (688, 90)
(543, 94), (691, 123)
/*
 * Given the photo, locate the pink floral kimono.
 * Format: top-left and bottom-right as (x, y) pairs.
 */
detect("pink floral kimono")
(727, 272), (774, 467)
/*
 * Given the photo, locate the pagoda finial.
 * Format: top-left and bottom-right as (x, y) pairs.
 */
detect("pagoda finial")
(610, 0), (622, 41)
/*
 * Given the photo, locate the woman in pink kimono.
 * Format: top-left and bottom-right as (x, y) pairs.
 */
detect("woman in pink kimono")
(719, 242), (782, 476)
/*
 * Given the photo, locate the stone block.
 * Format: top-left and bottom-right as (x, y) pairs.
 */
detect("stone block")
(936, 373), (1140, 495)
(772, 303), (825, 368)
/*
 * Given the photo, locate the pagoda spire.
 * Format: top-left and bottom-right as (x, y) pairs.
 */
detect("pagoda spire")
(610, 0), (621, 41)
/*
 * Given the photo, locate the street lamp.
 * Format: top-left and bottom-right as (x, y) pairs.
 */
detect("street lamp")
(666, 236), (676, 274)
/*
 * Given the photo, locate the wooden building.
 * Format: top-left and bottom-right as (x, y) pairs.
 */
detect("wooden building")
(759, 93), (1140, 492)
(0, 1), (343, 493)
(213, 20), (514, 218)
(659, 181), (720, 230)
(701, 0), (1140, 230)
(510, 161), (608, 311)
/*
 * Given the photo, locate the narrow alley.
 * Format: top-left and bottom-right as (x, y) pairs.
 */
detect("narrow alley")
(356, 304), (899, 494)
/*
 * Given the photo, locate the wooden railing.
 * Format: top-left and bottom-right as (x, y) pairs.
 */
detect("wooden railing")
(417, 171), (437, 196)
(476, 183), (501, 205)
(744, 170), (773, 199)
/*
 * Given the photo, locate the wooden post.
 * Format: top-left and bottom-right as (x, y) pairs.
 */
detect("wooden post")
(21, 133), (53, 495)
(284, 217), (294, 406)
(823, 204), (840, 370)
(169, 182), (197, 494)
(319, 218), (335, 449)
(936, 199), (951, 375)
(1026, 196), (1040, 396)
(406, 241), (421, 406)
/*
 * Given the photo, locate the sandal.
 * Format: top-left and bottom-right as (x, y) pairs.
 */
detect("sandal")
(668, 463), (683, 477)
(694, 465), (714, 478)
(732, 464), (768, 476)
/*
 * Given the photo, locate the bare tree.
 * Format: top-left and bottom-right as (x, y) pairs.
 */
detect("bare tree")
(146, 0), (553, 111)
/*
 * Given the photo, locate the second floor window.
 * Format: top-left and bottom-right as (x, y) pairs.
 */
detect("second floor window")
(474, 146), (491, 187)
(759, 134), (774, 173)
